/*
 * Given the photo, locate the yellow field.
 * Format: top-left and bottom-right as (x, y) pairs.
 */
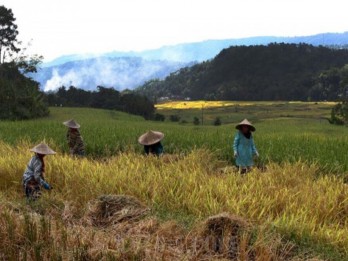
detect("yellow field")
(155, 100), (337, 110)
(1, 141), (347, 260)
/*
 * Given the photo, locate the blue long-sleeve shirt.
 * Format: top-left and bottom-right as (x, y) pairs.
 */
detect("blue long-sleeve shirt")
(233, 131), (258, 167)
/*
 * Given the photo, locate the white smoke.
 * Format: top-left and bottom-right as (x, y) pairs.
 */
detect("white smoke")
(41, 57), (187, 92)
(44, 69), (83, 92)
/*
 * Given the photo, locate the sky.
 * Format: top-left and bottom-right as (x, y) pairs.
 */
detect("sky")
(2, 0), (348, 62)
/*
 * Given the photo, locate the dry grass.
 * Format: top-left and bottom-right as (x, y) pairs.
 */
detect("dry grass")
(0, 196), (303, 261)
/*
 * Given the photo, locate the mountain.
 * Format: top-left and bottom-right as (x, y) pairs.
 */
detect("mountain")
(34, 32), (348, 92)
(33, 57), (191, 91)
(137, 43), (348, 101)
(43, 32), (348, 67)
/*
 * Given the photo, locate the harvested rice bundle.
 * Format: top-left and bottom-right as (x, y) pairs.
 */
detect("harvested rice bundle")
(199, 213), (249, 259)
(85, 195), (150, 227)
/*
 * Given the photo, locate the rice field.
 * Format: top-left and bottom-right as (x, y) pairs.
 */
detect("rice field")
(0, 106), (348, 172)
(156, 101), (336, 125)
(155, 100), (336, 110)
(0, 103), (348, 260)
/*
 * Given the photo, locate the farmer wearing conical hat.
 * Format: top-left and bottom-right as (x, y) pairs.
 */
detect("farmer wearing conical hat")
(22, 143), (56, 200)
(138, 131), (164, 156)
(233, 119), (259, 174)
(63, 119), (85, 156)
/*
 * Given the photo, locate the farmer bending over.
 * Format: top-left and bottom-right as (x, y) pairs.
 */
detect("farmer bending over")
(63, 119), (85, 156)
(22, 143), (55, 200)
(233, 119), (259, 174)
(138, 130), (164, 156)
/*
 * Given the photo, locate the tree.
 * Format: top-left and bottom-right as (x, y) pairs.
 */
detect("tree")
(0, 5), (19, 63)
(329, 65), (348, 125)
(330, 102), (348, 125)
(213, 117), (222, 126)
(193, 116), (200, 125)
(120, 92), (155, 119)
(0, 62), (48, 119)
(0, 5), (48, 120)
(91, 86), (120, 109)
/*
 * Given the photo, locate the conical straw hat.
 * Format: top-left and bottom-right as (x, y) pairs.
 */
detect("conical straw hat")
(30, 143), (56, 155)
(138, 131), (164, 146)
(236, 119), (256, 132)
(63, 119), (80, 129)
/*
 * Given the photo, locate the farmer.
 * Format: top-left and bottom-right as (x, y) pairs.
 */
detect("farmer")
(138, 130), (164, 156)
(233, 119), (259, 174)
(63, 119), (85, 156)
(22, 143), (55, 200)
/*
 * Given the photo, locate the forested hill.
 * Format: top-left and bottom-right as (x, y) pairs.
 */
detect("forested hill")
(137, 43), (348, 101)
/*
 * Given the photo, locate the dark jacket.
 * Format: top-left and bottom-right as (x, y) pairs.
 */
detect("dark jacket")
(144, 142), (163, 156)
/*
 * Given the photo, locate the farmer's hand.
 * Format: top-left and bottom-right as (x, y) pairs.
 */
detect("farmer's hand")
(42, 182), (51, 190)
(234, 151), (238, 158)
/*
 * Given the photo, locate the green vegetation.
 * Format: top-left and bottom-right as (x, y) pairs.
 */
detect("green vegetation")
(0, 104), (348, 174)
(214, 116), (222, 126)
(331, 101), (348, 125)
(137, 44), (348, 101)
(0, 62), (48, 120)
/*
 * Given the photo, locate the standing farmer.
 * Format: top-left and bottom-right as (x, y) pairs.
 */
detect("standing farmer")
(22, 143), (55, 200)
(138, 130), (164, 156)
(63, 119), (85, 156)
(233, 119), (259, 174)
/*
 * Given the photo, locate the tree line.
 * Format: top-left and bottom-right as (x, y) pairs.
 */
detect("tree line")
(46, 86), (155, 119)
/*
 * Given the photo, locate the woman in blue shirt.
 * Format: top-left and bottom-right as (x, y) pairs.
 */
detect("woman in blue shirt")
(233, 119), (259, 174)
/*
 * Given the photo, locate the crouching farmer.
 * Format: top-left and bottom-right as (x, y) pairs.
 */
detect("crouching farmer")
(22, 143), (56, 200)
(138, 130), (164, 156)
(233, 119), (259, 174)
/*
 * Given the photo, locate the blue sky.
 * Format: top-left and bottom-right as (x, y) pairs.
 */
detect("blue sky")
(2, 0), (347, 61)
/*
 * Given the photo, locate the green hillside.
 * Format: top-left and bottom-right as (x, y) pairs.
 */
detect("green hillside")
(138, 43), (348, 101)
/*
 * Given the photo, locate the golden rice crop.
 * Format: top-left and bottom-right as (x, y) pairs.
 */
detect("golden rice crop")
(0, 141), (347, 260)
(155, 101), (336, 110)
